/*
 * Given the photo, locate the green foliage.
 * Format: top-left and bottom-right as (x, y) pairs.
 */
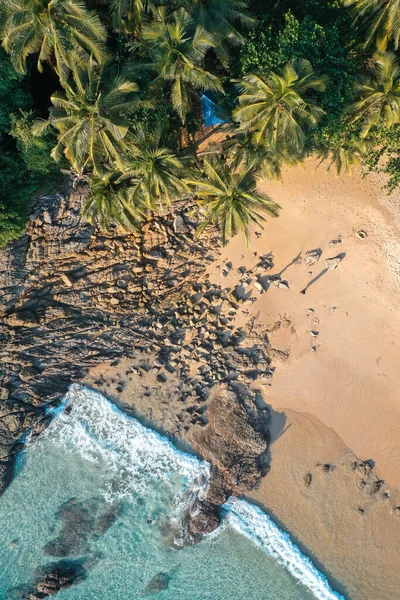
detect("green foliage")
(349, 52), (400, 137)
(240, 12), (356, 127)
(0, 153), (31, 246)
(234, 58), (328, 157)
(33, 58), (150, 176)
(363, 125), (400, 192)
(140, 7), (223, 123)
(0, 48), (60, 247)
(0, 48), (31, 137)
(342, 0), (400, 51)
(185, 159), (280, 246)
(10, 110), (58, 174)
(1, 0), (400, 246)
(1, 0), (107, 79)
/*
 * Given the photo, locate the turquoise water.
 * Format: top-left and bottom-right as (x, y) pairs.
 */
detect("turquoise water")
(0, 386), (344, 600)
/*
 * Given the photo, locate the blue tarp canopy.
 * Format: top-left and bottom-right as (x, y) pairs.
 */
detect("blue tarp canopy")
(201, 92), (227, 127)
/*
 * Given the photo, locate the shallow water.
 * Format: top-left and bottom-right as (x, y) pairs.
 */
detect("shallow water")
(0, 386), (344, 600)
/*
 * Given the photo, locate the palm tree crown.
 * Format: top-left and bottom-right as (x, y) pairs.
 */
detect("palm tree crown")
(83, 172), (147, 232)
(122, 125), (188, 210)
(186, 159), (280, 246)
(33, 58), (148, 176)
(233, 59), (328, 157)
(141, 7), (224, 122)
(1, 0), (107, 77)
(342, 0), (400, 51)
(349, 52), (400, 137)
(101, 0), (157, 34)
(182, 0), (254, 64)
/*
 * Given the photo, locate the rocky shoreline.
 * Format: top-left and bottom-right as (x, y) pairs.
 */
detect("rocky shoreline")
(0, 184), (275, 533)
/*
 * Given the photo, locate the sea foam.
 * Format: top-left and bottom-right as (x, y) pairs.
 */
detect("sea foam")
(34, 385), (345, 600)
(37, 384), (210, 507)
(223, 498), (345, 600)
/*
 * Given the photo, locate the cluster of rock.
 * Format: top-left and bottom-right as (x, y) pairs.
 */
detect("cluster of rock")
(0, 184), (273, 535)
(6, 559), (87, 599)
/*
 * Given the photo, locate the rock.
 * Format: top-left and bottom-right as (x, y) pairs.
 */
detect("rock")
(325, 255), (343, 270)
(44, 497), (120, 557)
(173, 214), (189, 234)
(144, 572), (171, 595)
(304, 473), (312, 486)
(277, 280), (290, 290)
(186, 500), (221, 539)
(19, 366), (41, 382)
(12, 559), (87, 599)
(305, 249), (322, 266)
(61, 273), (74, 287)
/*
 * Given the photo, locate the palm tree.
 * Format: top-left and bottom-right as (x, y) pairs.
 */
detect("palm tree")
(319, 136), (368, 175)
(83, 172), (148, 232)
(1, 0), (106, 78)
(217, 132), (285, 179)
(141, 7), (224, 122)
(98, 0), (156, 34)
(342, 0), (400, 51)
(33, 58), (149, 176)
(233, 58), (328, 157)
(185, 159), (280, 245)
(182, 0), (255, 65)
(121, 124), (188, 210)
(349, 52), (400, 137)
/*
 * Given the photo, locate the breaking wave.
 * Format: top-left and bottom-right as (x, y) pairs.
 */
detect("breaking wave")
(223, 498), (345, 600)
(31, 385), (345, 599)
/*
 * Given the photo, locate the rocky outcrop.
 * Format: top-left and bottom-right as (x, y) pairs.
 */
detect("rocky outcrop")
(7, 559), (87, 599)
(0, 184), (273, 534)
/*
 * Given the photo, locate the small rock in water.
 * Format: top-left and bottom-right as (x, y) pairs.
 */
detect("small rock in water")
(144, 572), (170, 595)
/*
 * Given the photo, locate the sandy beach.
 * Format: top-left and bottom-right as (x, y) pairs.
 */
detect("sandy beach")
(210, 158), (400, 486)
(81, 158), (400, 599)
(190, 158), (400, 599)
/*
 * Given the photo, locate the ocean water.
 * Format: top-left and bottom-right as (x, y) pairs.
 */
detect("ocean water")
(0, 386), (345, 600)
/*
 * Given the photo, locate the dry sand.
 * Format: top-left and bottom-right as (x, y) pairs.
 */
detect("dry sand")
(210, 158), (400, 486)
(205, 158), (400, 599)
(86, 158), (400, 599)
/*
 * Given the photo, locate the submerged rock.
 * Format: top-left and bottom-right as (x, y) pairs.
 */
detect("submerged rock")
(44, 497), (121, 557)
(144, 572), (170, 595)
(7, 559), (87, 599)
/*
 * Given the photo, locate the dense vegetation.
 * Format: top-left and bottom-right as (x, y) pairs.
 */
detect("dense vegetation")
(1, 0), (400, 246)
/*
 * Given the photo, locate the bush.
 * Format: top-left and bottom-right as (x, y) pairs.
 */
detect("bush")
(10, 110), (58, 174)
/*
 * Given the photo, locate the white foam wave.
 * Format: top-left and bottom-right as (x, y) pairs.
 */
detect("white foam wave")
(36, 384), (210, 506)
(223, 497), (345, 600)
(31, 385), (345, 599)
